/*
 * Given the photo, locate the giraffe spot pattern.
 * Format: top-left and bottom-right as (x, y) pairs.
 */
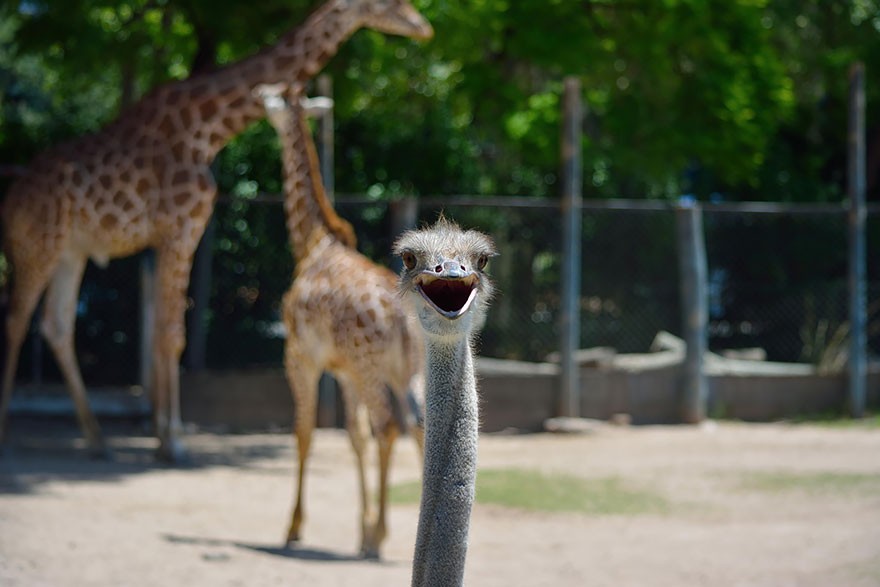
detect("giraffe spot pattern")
(0, 0), (397, 468)
(165, 89), (182, 106)
(157, 115), (176, 136)
(173, 192), (191, 207)
(99, 214), (118, 230)
(171, 170), (189, 186)
(180, 108), (193, 129)
(199, 100), (218, 120)
(171, 141), (186, 161)
(71, 170), (85, 188)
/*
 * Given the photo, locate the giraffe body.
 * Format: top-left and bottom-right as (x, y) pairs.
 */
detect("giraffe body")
(282, 237), (425, 558)
(0, 0), (432, 461)
(257, 84), (425, 559)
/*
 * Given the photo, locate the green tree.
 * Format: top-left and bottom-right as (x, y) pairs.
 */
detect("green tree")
(2, 1), (878, 365)
(6, 0), (878, 201)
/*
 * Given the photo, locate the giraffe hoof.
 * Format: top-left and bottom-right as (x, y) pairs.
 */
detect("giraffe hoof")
(360, 545), (381, 560)
(155, 439), (190, 465)
(87, 444), (112, 461)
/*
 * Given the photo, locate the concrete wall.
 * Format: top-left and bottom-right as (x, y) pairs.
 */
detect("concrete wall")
(171, 358), (879, 433)
(180, 369), (292, 431)
(178, 361), (556, 433)
(12, 357), (877, 432)
(711, 371), (880, 421)
(475, 359), (557, 432)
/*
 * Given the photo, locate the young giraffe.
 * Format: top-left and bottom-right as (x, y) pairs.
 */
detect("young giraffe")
(0, 0), (433, 461)
(256, 83), (425, 559)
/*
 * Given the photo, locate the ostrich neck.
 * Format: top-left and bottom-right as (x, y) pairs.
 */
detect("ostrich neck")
(411, 335), (478, 587)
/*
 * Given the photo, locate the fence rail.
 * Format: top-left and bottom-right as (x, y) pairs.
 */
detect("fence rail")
(5, 65), (876, 421)
(5, 196), (877, 395)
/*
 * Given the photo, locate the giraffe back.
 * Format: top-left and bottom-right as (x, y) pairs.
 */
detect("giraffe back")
(283, 239), (424, 411)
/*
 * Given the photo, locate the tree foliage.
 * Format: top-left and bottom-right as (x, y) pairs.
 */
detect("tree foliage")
(4, 0), (879, 201)
(1, 1), (878, 367)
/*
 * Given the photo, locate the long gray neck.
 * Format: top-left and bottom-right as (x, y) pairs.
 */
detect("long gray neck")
(411, 335), (478, 587)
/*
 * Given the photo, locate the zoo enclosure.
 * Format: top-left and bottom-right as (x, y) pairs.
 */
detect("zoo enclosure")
(10, 196), (879, 395)
(8, 71), (879, 422)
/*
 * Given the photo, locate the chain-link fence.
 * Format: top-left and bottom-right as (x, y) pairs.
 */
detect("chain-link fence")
(4, 197), (879, 389)
(7, 254), (144, 388)
(704, 209), (851, 363)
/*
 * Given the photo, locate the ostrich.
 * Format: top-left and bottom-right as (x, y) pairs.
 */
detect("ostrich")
(394, 217), (497, 587)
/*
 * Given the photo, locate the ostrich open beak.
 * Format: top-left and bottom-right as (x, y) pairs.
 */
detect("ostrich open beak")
(414, 274), (479, 320)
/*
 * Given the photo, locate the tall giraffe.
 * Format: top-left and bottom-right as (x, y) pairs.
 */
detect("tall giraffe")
(256, 83), (425, 559)
(0, 0), (433, 462)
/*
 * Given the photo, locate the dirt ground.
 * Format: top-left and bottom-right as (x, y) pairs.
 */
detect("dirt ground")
(1, 417), (879, 587)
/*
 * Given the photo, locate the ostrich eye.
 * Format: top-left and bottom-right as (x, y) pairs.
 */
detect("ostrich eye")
(402, 251), (417, 270)
(476, 254), (488, 271)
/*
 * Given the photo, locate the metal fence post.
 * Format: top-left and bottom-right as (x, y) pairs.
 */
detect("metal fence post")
(314, 74), (339, 427)
(316, 74), (334, 201)
(185, 218), (214, 372)
(139, 250), (156, 396)
(847, 62), (867, 418)
(559, 76), (583, 418)
(675, 199), (708, 423)
(389, 197), (419, 272)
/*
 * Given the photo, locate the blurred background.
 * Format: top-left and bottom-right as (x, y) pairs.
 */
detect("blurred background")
(0, 0), (877, 413)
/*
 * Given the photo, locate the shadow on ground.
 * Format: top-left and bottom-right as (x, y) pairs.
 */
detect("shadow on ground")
(162, 533), (403, 565)
(0, 416), (292, 494)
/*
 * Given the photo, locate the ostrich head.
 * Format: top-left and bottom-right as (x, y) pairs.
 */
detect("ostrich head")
(394, 216), (497, 340)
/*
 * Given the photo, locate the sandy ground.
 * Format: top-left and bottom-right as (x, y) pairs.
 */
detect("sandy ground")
(1, 417), (879, 587)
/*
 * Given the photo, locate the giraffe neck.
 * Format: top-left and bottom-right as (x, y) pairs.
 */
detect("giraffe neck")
(232, 0), (358, 93)
(411, 335), (478, 587)
(132, 0), (361, 165)
(279, 101), (354, 261)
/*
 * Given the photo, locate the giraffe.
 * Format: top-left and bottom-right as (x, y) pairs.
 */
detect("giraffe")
(0, 0), (433, 462)
(255, 82), (425, 559)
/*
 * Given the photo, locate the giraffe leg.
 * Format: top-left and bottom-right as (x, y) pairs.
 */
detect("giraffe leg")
(338, 372), (404, 560)
(40, 253), (108, 458)
(0, 260), (55, 448)
(347, 399), (377, 558)
(373, 416), (400, 556)
(284, 355), (320, 545)
(151, 246), (195, 463)
(410, 419), (425, 457)
(332, 371), (379, 557)
(405, 372), (426, 456)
